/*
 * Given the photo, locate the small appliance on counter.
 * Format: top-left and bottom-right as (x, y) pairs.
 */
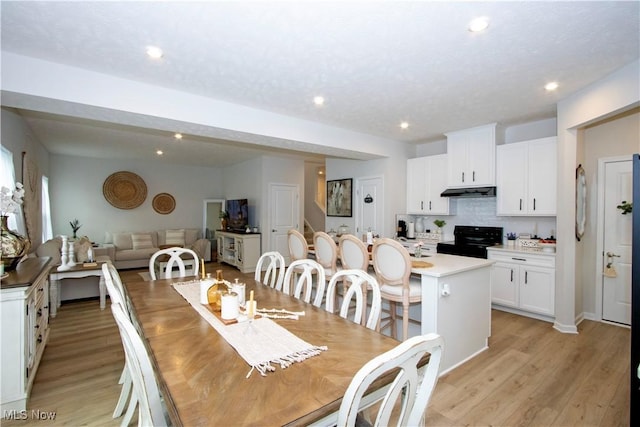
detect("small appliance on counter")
(397, 220), (407, 238)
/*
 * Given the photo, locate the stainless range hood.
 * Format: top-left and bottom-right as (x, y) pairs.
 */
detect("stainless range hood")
(440, 186), (497, 198)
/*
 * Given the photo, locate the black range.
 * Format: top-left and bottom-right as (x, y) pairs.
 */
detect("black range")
(436, 225), (503, 259)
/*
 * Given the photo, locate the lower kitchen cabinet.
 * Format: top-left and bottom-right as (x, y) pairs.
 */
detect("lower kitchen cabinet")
(216, 231), (261, 273)
(1, 257), (52, 413)
(488, 248), (555, 319)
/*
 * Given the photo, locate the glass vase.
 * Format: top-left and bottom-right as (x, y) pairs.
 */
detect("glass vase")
(0, 215), (29, 271)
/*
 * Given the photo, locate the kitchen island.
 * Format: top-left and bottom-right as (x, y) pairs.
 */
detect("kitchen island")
(411, 253), (494, 374)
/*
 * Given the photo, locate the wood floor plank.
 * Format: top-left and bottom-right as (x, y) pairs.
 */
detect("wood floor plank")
(2, 263), (630, 426)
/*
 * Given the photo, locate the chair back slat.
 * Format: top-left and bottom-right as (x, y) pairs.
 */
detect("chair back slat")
(149, 247), (199, 280)
(325, 269), (381, 330)
(255, 251), (286, 290)
(283, 259), (326, 307)
(337, 333), (444, 427)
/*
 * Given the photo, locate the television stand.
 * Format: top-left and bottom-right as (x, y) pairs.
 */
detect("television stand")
(215, 230), (261, 273)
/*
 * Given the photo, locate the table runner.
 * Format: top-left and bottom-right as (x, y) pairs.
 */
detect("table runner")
(172, 281), (327, 377)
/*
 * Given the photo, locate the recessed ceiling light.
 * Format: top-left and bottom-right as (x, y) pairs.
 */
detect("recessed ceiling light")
(313, 96), (325, 106)
(545, 81), (559, 91)
(156, 150), (164, 156)
(468, 17), (489, 33)
(174, 133), (183, 140)
(400, 121), (410, 130)
(146, 46), (164, 59)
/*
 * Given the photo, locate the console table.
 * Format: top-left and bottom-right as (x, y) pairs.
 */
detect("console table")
(48, 256), (110, 317)
(1, 257), (52, 412)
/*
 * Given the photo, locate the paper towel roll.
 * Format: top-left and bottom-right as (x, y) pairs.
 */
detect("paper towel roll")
(407, 222), (415, 238)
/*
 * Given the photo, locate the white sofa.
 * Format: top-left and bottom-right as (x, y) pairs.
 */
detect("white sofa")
(102, 228), (211, 269)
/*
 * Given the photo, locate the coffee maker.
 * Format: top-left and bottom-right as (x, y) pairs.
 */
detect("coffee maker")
(397, 220), (407, 238)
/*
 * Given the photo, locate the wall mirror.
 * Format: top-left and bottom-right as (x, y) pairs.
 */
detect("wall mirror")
(203, 199), (225, 239)
(575, 165), (586, 241)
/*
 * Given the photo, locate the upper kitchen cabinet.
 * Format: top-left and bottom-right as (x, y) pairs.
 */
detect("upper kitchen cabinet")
(496, 136), (557, 216)
(445, 123), (497, 188)
(407, 154), (450, 215)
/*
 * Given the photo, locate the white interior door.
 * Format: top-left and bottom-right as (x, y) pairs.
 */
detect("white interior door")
(268, 183), (299, 264)
(356, 176), (383, 238)
(602, 159), (633, 325)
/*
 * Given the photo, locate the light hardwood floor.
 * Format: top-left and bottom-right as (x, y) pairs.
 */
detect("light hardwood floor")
(2, 263), (630, 426)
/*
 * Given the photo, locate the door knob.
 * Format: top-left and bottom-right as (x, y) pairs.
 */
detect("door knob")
(272, 229), (277, 232)
(606, 252), (620, 258)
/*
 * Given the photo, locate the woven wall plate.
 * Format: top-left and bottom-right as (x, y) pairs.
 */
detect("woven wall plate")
(152, 193), (176, 214)
(103, 171), (147, 209)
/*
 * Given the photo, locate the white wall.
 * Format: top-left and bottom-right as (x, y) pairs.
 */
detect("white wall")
(50, 155), (223, 242)
(581, 108), (640, 319)
(326, 145), (411, 238)
(556, 59), (640, 333)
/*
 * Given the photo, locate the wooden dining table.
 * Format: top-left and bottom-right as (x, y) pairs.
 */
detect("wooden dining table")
(123, 271), (404, 426)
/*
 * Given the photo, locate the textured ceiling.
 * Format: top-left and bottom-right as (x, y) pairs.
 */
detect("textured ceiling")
(1, 1), (639, 167)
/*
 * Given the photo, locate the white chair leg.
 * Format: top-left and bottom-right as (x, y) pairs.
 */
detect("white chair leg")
(121, 393), (138, 427)
(113, 366), (132, 418)
(118, 365), (126, 384)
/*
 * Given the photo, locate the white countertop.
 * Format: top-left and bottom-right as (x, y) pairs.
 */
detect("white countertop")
(487, 245), (556, 256)
(410, 253), (494, 278)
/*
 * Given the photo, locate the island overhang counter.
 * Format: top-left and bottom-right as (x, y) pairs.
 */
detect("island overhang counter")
(411, 253), (495, 374)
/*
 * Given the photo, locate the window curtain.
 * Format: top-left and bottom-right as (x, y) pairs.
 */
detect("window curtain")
(42, 175), (53, 242)
(0, 146), (26, 233)
(22, 152), (42, 249)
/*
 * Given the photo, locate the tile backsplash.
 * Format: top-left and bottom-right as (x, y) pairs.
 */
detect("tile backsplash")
(399, 197), (556, 243)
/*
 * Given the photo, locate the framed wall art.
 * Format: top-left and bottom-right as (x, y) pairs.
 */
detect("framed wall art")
(327, 178), (352, 217)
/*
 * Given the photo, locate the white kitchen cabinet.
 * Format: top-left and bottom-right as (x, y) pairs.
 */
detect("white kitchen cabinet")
(496, 136), (557, 216)
(1, 258), (51, 413)
(216, 231), (261, 273)
(488, 248), (555, 319)
(445, 123), (497, 188)
(406, 154), (449, 215)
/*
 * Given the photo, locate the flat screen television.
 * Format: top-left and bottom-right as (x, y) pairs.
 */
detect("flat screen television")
(226, 199), (249, 231)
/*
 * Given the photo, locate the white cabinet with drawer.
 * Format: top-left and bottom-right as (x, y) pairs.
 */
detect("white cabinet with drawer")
(216, 231), (261, 273)
(487, 248), (555, 320)
(1, 258), (52, 413)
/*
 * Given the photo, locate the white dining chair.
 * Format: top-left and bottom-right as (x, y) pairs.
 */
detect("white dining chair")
(337, 333), (444, 427)
(254, 251), (286, 291)
(111, 303), (168, 427)
(287, 229), (309, 263)
(325, 269), (381, 331)
(282, 259), (326, 308)
(339, 234), (372, 322)
(339, 234), (370, 272)
(372, 238), (422, 341)
(313, 231), (340, 281)
(148, 247), (199, 280)
(102, 263), (137, 427)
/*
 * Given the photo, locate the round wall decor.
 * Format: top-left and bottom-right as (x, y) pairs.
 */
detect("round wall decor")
(103, 171), (147, 209)
(152, 193), (176, 214)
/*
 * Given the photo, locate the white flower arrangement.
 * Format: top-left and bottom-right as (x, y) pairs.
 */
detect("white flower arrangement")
(0, 182), (25, 217)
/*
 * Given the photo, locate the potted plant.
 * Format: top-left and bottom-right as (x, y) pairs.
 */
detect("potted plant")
(506, 232), (517, 247)
(69, 218), (82, 239)
(433, 219), (446, 234)
(219, 210), (229, 230)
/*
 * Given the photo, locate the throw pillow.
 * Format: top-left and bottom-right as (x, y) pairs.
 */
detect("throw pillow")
(74, 239), (92, 263)
(132, 233), (154, 250)
(165, 229), (186, 247)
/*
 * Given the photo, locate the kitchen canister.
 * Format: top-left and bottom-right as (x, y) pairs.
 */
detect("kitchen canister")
(232, 279), (246, 306)
(221, 292), (239, 320)
(200, 274), (215, 305)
